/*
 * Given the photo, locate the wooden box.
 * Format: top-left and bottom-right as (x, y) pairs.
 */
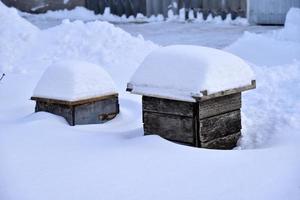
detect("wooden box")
(31, 94), (119, 126)
(129, 80), (256, 149)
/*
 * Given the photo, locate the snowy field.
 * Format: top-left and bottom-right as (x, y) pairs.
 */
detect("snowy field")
(1, 3), (300, 200)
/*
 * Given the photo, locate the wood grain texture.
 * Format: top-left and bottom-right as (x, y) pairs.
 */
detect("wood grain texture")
(31, 94), (118, 106)
(74, 97), (119, 125)
(143, 111), (195, 144)
(199, 110), (241, 143)
(143, 96), (194, 117)
(201, 132), (241, 149)
(199, 93), (241, 119)
(35, 101), (74, 125)
(34, 96), (119, 126)
(195, 80), (255, 101)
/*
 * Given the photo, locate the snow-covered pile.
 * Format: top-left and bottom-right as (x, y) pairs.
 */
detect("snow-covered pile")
(0, 2), (38, 73)
(32, 20), (157, 86)
(0, 2), (158, 87)
(225, 7), (300, 148)
(129, 45), (254, 101)
(276, 7), (300, 42)
(33, 60), (117, 101)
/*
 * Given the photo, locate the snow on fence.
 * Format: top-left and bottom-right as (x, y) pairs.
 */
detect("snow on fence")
(87, 0), (247, 19)
(1, 0), (85, 13)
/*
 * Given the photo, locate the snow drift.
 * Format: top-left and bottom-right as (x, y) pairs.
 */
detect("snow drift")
(0, 2), (38, 72)
(0, 1), (158, 88)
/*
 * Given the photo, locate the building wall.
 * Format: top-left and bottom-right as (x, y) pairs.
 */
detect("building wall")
(248, 0), (300, 25)
(1, 0), (85, 13)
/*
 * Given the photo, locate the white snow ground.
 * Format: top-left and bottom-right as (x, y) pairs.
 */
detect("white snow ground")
(1, 4), (300, 200)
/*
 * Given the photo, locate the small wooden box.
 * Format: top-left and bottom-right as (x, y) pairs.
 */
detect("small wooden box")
(31, 94), (119, 126)
(129, 81), (255, 149)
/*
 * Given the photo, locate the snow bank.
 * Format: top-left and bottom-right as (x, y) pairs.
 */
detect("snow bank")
(0, 2), (38, 73)
(33, 60), (117, 101)
(277, 7), (300, 42)
(129, 45), (254, 102)
(30, 20), (158, 87)
(0, 2), (158, 87)
(225, 8), (300, 148)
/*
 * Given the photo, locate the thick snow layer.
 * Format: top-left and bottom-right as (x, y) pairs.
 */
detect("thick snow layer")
(33, 60), (117, 101)
(0, 2), (38, 73)
(274, 7), (300, 43)
(129, 45), (254, 101)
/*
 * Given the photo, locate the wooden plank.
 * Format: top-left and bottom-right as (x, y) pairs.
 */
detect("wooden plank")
(195, 80), (256, 101)
(74, 97), (119, 125)
(143, 111), (195, 144)
(201, 132), (241, 149)
(31, 93), (118, 106)
(199, 110), (241, 143)
(199, 93), (241, 119)
(143, 96), (195, 117)
(35, 101), (74, 125)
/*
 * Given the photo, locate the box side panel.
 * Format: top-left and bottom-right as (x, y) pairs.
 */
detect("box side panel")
(143, 112), (195, 145)
(143, 96), (194, 117)
(199, 110), (241, 148)
(35, 101), (74, 125)
(199, 93), (241, 119)
(74, 97), (119, 125)
(201, 132), (241, 149)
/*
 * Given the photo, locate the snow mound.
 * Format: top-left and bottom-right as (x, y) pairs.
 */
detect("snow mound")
(129, 45), (255, 102)
(31, 20), (158, 86)
(0, 2), (38, 73)
(274, 7), (300, 43)
(32, 60), (117, 101)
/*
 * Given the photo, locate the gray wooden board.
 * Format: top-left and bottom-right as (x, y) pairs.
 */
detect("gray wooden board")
(199, 93), (241, 119)
(143, 111), (194, 144)
(36, 101), (74, 125)
(143, 96), (194, 117)
(199, 110), (241, 143)
(74, 97), (119, 125)
(35, 97), (119, 126)
(201, 132), (241, 149)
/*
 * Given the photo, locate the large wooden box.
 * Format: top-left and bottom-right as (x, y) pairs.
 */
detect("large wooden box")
(142, 93), (242, 149)
(31, 94), (119, 126)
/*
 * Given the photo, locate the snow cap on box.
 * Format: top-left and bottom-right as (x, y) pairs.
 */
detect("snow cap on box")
(33, 60), (117, 101)
(128, 45), (255, 102)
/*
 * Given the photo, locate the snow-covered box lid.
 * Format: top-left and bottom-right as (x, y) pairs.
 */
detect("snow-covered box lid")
(32, 60), (117, 102)
(127, 45), (255, 102)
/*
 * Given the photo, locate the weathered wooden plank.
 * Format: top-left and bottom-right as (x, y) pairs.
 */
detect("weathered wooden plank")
(199, 93), (241, 119)
(201, 132), (241, 149)
(74, 97), (119, 125)
(143, 111), (194, 144)
(199, 110), (241, 143)
(31, 93), (118, 106)
(143, 96), (195, 117)
(35, 101), (74, 125)
(195, 80), (256, 101)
